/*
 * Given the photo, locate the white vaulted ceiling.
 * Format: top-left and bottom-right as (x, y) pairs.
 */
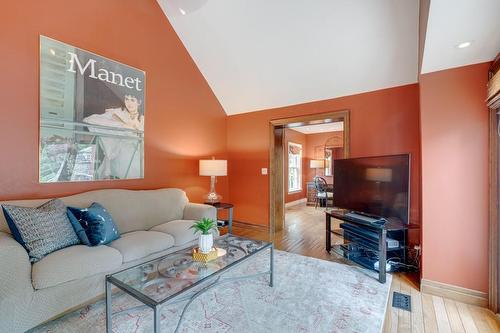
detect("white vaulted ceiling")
(158, 0), (419, 115)
(157, 0), (499, 115)
(421, 0), (500, 74)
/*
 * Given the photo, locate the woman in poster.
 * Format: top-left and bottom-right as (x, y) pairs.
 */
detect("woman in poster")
(83, 94), (144, 179)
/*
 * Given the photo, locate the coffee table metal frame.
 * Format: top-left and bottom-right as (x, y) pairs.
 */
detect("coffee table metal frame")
(105, 239), (274, 333)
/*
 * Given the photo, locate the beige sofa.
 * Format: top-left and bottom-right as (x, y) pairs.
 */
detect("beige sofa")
(0, 188), (216, 333)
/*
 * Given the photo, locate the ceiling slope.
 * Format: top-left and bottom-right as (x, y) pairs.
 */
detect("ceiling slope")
(158, 0), (419, 115)
(421, 0), (500, 74)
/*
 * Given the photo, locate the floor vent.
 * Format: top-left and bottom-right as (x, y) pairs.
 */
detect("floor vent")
(392, 292), (411, 311)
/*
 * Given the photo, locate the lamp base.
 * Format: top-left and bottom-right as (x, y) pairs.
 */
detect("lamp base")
(204, 175), (222, 203)
(204, 191), (222, 204)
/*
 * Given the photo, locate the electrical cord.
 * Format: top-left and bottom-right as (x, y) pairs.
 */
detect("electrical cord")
(344, 243), (420, 272)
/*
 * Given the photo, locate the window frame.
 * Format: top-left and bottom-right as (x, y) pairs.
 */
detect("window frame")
(287, 142), (303, 193)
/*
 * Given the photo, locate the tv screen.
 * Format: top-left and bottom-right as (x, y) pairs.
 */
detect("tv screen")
(333, 154), (410, 224)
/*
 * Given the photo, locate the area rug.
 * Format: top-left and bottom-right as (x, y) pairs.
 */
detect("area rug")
(30, 250), (391, 333)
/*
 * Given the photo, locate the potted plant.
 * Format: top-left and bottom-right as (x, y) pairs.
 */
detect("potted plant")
(190, 218), (217, 253)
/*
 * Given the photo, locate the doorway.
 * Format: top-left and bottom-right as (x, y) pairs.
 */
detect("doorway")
(269, 110), (350, 240)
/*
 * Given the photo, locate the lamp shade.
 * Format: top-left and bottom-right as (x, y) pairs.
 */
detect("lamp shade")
(199, 160), (227, 176)
(310, 159), (325, 169)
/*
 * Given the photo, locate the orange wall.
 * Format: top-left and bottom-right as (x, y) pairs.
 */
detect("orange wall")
(0, 0), (227, 203)
(227, 84), (421, 227)
(420, 63), (490, 292)
(284, 129), (307, 203)
(305, 131), (344, 184)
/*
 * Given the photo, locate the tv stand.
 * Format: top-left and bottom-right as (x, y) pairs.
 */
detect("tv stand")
(344, 211), (386, 224)
(326, 210), (418, 283)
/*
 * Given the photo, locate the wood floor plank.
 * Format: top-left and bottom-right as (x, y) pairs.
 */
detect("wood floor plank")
(390, 276), (401, 333)
(456, 302), (479, 333)
(469, 305), (494, 333)
(422, 294), (439, 333)
(433, 296), (452, 333)
(382, 284), (393, 333)
(478, 307), (500, 332)
(443, 298), (466, 333)
(398, 281), (412, 333)
(411, 286), (425, 333)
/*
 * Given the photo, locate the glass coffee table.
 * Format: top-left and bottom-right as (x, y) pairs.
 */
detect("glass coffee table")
(105, 235), (274, 333)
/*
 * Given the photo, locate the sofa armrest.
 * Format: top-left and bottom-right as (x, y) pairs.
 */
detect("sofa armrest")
(183, 203), (217, 221)
(0, 232), (33, 299)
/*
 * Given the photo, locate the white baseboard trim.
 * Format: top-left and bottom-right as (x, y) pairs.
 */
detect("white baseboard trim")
(421, 279), (488, 307)
(285, 198), (307, 208)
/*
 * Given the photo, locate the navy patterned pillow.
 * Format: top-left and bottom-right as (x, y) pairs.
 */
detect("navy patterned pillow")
(67, 203), (120, 246)
(66, 210), (91, 246)
(2, 199), (80, 262)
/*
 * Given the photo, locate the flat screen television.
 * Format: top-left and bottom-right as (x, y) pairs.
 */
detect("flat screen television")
(333, 154), (410, 224)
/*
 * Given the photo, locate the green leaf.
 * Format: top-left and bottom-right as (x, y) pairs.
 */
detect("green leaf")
(190, 218), (217, 235)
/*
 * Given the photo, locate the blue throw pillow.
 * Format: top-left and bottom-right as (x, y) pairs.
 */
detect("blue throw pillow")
(2, 206), (27, 249)
(68, 203), (120, 246)
(2, 199), (80, 262)
(66, 210), (91, 246)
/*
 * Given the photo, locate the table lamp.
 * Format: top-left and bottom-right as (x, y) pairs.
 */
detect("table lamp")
(310, 159), (325, 178)
(199, 158), (227, 203)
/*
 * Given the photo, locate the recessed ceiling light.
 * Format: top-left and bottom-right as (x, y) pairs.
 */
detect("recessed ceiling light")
(164, 0), (207, 17)
(457, 41), (472, 49)
(49, 48), (56, 56)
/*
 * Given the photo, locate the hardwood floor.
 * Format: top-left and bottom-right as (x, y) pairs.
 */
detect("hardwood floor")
(229, 204), (500, 333)
(384, 274), (499, 333)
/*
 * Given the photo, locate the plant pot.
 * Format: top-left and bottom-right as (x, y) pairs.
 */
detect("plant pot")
(199, 233), (213, 254)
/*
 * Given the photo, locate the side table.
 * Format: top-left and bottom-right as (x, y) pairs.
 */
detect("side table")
(204, 202), (233, 234)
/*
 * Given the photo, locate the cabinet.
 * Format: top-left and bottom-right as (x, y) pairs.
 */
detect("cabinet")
(306, 182), (317, 205)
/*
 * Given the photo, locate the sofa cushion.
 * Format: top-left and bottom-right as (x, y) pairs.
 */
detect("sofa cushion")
(151, 219), (218, 246)
(68, 203), (120, 246)
(32, 245), (122, 290)
(2, 199), (80, 263)
(108, 231), (175, 263)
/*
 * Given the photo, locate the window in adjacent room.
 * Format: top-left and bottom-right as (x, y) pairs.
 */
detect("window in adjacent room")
(288, 142), (302, 193)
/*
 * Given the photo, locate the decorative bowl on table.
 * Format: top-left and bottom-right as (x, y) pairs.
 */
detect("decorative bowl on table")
(192, 247), (227, 262)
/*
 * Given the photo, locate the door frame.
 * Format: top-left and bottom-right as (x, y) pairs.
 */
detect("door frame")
(269, 110), (351, 237)
(488, 54), (500, 313)
(489, 107), (498, 312)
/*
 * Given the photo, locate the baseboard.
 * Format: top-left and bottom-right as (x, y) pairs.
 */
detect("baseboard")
(232, 220), (268, 231)
(421, 279), (488, 307)
(285, 198), (307, 208)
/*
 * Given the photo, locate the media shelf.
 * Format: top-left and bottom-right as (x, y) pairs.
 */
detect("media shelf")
(337, 248), (380, 272)
(326, 209), (419, 283)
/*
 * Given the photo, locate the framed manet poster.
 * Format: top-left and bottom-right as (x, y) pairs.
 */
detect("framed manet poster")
(39, 36), (145, 182)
